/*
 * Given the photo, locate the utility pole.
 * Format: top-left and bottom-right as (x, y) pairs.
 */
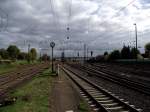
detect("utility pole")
(40, 51), (42, 62)
(134, 23), (138, 61)
(61, 50), (65, 62)
(52, 47), (53, 71)
(87, 47), (89, 60)
(28, 44), (30, 63)
(84, 44), (86, 63)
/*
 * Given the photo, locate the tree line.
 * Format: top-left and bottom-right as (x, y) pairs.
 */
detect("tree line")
(0, 45), (37, 62)
(89, 42), (150, 62)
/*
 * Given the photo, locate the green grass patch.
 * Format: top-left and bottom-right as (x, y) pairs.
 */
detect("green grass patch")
(78, 99), (90, 112)
(0, 64), (16, 74)
(0, 68), (52, 112)
(12, 60), (40, 65)
(0, 60), (28, 74)
(0, 60), (41, 75)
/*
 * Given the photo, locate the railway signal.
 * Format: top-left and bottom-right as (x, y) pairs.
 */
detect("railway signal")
(50, 42), (55, 73)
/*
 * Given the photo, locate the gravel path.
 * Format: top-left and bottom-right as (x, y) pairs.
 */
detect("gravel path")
(49, 69), (80, 112)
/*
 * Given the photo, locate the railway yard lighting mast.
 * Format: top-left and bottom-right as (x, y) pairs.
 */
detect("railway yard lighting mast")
(134, 23), (138, 61)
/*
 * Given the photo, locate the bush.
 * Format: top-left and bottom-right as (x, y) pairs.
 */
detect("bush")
(0, 55), (2, 60)
(137, 54), (144, 60)
(109, 50), (121, 60)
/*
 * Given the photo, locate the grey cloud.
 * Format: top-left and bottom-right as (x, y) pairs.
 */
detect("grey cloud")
(0, 0), (150, 57)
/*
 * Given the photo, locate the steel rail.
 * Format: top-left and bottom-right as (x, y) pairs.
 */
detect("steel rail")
(62, 65), (141, 112)
(73, 64), (150, 95)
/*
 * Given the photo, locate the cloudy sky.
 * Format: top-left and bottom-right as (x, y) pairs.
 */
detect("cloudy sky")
(0, 0), (150, 56)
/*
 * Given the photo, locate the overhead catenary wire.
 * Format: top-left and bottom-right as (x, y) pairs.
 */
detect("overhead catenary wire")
(85, 0), (109, 49)
(49, 0), (57, 28)
(67, 0), (72, 28)
(0, 15), (3, 31)
(70, 0), (137, 55)
(114, 0), (136, 17)
(107, 0), (137, 46)
(89, 0), (137, 48)
(0, 8), (5, 31)
(66, 0), (72, 40)
(49, 0), (61, 32)
(0, 7), (8, 32)
(2, 0), (41, 35)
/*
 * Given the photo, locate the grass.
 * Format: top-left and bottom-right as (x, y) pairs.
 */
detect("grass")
(0, 60), (40, 75)
(78, 99), (90, 112)
(0, 60), (28, 74)
(0, 68), (52, 112)
(0, 64), (16, 74)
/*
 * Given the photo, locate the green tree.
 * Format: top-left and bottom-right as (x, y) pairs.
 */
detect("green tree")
(121, 46), (131, 59)
(104, 51), (108, 56)
(145, 42), (150, 58)
(7, 45), (20, 60)
(41, 54), (50, 62)
(145, 51), (149, 58)
(104, 51), (109, 61)
(30, 48), (37, 62)
(0, 49), (9, 59)
(17, 52), (28, 60)
(0, 55), (2, 60)
(109, 50), (121, 60)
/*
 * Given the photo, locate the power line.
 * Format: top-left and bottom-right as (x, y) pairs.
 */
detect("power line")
(49, 0), (60, 32)
(113, 0), (136, 17)
(88, 0), (137, 46)
(66, 0), (72, 40)
(0, 7), (8, 32)
(68, 0), (72, 28)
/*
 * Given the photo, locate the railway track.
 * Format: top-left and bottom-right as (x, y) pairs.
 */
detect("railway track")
(69, 63), (150, 95)
(92, 63), (150, 78)
(62, 65), (142, 112)
(0, 64), (46, 82)
(0, 64), (35, 76)
(0, 63), (49, 100)
(90, 64), (150, 84)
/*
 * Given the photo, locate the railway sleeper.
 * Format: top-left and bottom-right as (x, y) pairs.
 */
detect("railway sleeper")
(98, 99), (114, 104)
(91, 93), (105, 97)
(105, 106), (126, 112)
(92, 94), (107, 98)
(63, 66), (141, 112)
(102, 103), (121, 108)
(89, 92), (103, 96)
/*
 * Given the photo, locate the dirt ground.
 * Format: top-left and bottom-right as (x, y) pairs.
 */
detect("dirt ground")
(49, 68), (81, 112)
